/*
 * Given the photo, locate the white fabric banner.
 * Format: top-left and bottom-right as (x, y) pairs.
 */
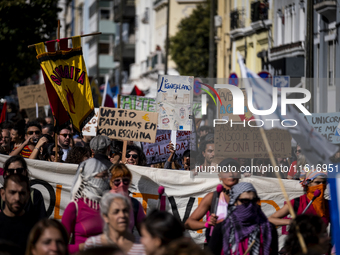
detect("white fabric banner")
(0, 155), (304, 248)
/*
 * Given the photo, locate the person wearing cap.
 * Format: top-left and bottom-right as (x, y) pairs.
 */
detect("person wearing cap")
(208, 182), (278, 255)
(268, 168), (330, 226)
(185, 159), (240, 244)
(89, 135), (112, 169)
(61, 135), (112, 254)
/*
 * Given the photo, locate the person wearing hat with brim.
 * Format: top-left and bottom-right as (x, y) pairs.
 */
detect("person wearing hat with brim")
(61, 135), (113, 254)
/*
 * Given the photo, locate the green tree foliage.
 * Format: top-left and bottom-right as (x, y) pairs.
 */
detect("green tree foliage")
(0, 0), (61, 97)
(169, 1), (210, 77)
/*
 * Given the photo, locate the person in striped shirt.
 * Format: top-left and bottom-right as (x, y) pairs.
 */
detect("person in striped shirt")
(10, 121), (45, 158)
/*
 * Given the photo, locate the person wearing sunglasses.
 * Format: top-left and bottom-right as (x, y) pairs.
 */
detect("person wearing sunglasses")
(125, 145), (147, 166)
(10, 121), (44, 158)
(62, 135), (112, 254)
(269, 168), (330, 227)
(109, 163), (146, 234)
(57, 126), (73, 161)
(208, 182), (278, 255)
(0, 155), (47, 220)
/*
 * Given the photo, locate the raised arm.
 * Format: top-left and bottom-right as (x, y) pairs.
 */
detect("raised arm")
(268, 203), (292, 226)
(185, 192), (218, 230)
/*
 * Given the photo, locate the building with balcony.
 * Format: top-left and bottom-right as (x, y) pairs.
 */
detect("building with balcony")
(113, 0), (136, 90)
(81, 0), (116, 87)
(229, 0), (273, 79)
(313, 0), (340, 112)
(269, 0), (306, 84)
(128, 0), (204, 97)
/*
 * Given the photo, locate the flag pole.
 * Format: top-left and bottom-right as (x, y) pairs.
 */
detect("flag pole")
(27, 32), (102, 48)
(54, 20), (60, 162)
(259, 127), (307, 253)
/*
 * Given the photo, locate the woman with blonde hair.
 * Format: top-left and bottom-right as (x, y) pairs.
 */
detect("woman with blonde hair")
(109, 163), (146, 233)
(26, 219), (69, 255)
(84, 192), (145, 255)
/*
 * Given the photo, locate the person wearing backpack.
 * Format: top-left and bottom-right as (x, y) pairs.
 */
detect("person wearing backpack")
(109, 163), (145, 234)
(184, 158), (240, 244)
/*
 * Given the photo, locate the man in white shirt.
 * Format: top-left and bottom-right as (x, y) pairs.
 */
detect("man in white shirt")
(58, 126), (72, 161)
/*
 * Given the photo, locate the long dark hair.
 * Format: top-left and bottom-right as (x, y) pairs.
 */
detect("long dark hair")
(3, 155), (29, 177)
(141, 210), (184, 246)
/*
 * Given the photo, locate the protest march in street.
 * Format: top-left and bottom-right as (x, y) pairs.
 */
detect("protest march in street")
(1, 1), (340, 255)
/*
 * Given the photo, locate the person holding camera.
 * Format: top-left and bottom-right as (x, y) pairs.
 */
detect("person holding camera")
(9, 121), (47, 158)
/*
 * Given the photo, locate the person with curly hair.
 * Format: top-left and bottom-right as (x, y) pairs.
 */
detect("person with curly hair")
(283, 215), (331, 255)
(65, 146), (92, 164)
(125, 145), (147, 166)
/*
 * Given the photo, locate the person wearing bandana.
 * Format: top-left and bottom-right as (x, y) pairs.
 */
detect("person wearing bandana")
(268, 168), (329, 227)
(61, 135), (112, 254)
(208, 182), (278, 255)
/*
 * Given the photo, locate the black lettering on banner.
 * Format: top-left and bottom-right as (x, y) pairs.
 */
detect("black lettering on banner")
(168, 196), (195, 223)
(30, 179), (56, 218)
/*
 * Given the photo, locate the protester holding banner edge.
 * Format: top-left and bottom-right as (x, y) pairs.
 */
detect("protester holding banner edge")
(268, 169), (330, 227)
(185, 158), (240, 244)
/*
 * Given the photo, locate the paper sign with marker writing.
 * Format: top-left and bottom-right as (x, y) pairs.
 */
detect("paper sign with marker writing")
(218, 88), (254, 121)
(214, 124), (291, 158)
(141, 130), (191, 165)
(303, 112), (340, 144)
(17, 84), (49, 110)
(97, 107), (158, 143)
(82, 108), (99, 136)
(156, 75), (193, 131)
(119, 95), (156, 112)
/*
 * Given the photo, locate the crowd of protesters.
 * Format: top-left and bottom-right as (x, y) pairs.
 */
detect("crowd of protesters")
(0, 113), (335, 255)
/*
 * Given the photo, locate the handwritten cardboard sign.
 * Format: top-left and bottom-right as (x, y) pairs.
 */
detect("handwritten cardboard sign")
(218, 88), (254, 121)
(17, 84), (49, 110)
(119, 95), (156, 112)
(156, 75), (193, 131)
(141, 130), (190, 165)
(97, 107), (158, 143)
(82, 108), (99, 136)
(25, 107), (46, 121)
(214, 124), (291, 158)
(303, 112), (340, 144)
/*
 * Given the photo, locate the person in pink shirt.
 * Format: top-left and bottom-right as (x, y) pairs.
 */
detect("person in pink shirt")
(62, 135), (112, 254)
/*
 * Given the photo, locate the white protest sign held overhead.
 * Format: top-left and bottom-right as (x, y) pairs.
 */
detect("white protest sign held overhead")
(156, 75), (193, 131)
(141, 130), (190, 165)
(82, 108), (99, 136)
